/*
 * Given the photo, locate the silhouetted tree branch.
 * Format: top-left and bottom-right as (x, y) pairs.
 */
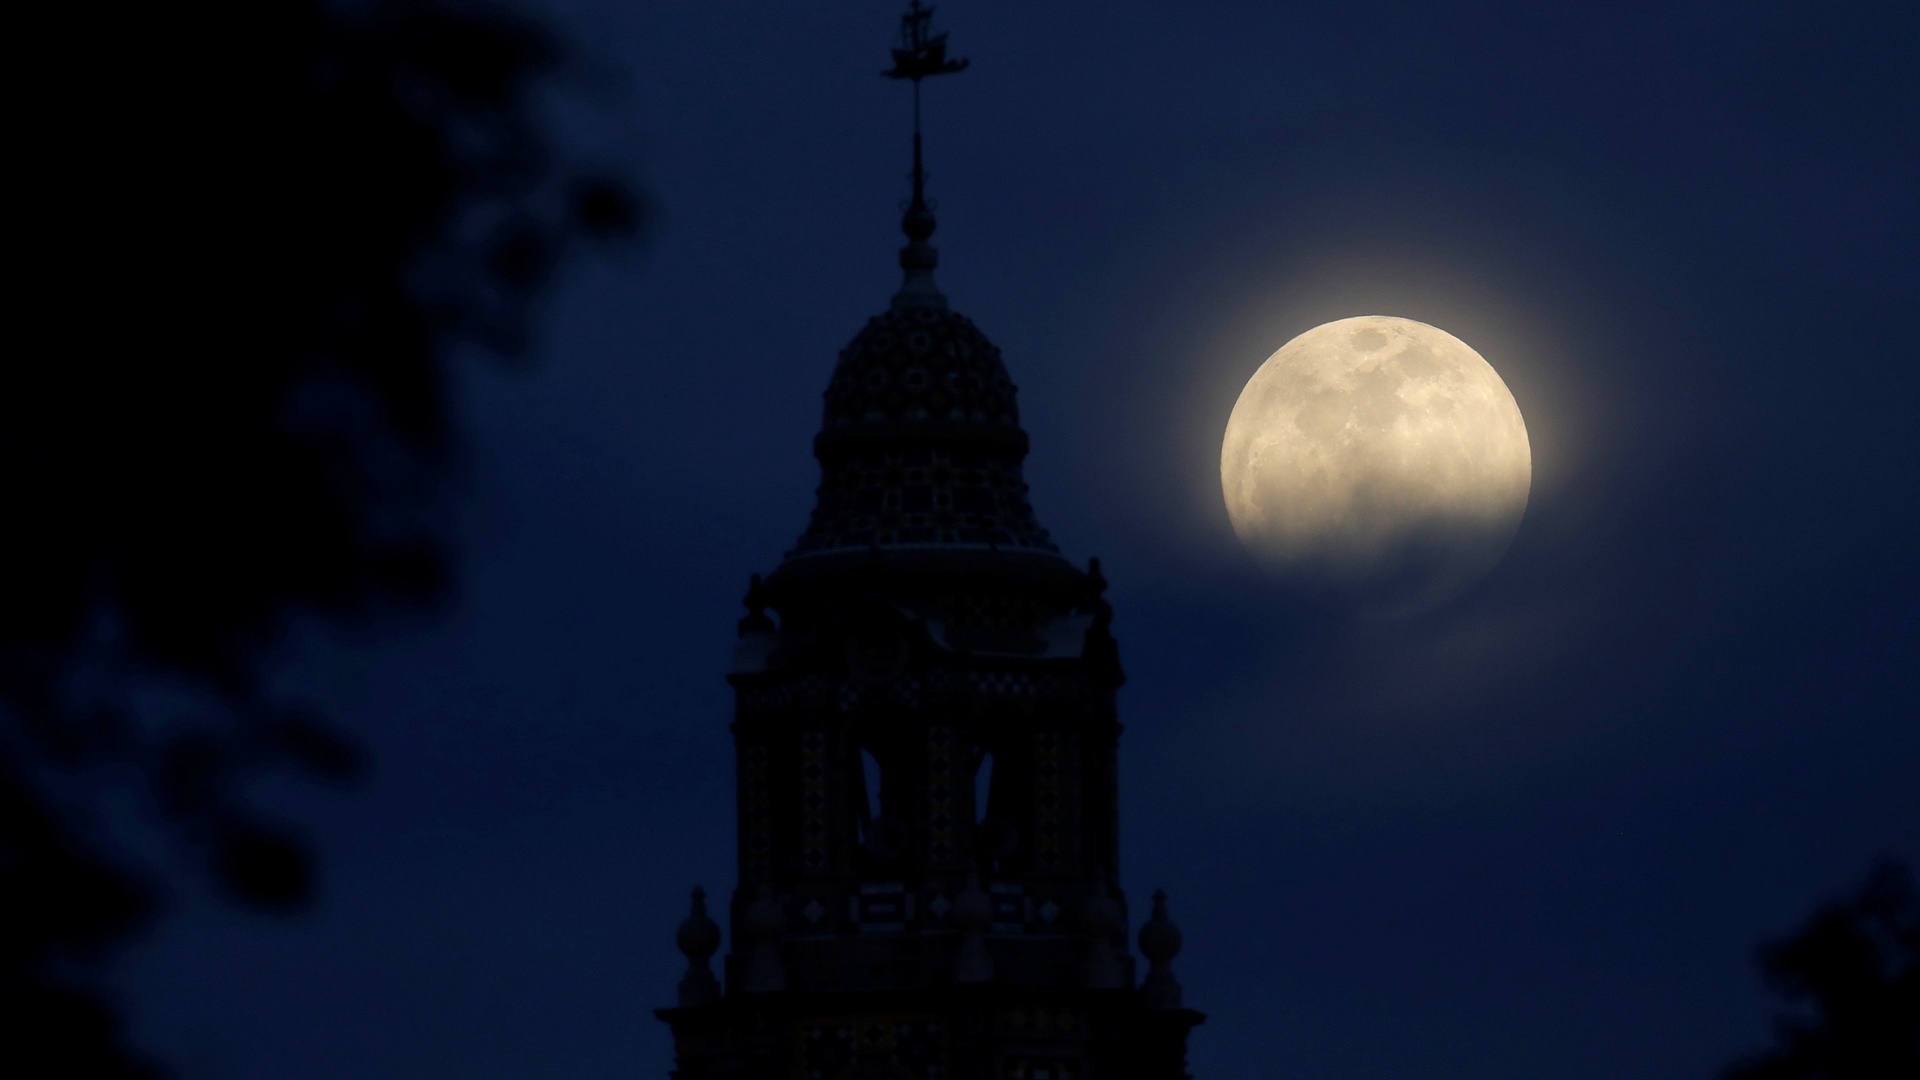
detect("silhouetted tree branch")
(4, 1), (638, 1073)
(1721, 859), (1920, 1080)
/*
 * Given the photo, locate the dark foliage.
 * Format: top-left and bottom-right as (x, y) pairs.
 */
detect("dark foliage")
(3, 1), (637, 1072)
(1722, 860), (1920, 1080)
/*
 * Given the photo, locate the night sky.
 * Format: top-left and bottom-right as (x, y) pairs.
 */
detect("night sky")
(121, 2), (1918, 1077)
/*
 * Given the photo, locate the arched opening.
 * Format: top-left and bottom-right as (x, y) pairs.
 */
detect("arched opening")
(854, 745), (907, 860)
(973, 743), (1020, 874)
(857, 747), (884, 846)
(973, 749), (994, 824)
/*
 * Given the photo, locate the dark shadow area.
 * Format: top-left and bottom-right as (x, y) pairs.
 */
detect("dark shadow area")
(1721, 859), (1919, 1080)
(3, 2), (638, 1074)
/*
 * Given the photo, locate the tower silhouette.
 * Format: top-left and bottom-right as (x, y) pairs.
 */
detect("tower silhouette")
(658, 8), (1202, 1078)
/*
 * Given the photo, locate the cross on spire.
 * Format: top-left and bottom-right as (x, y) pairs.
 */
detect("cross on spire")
(882, 3), (967, 307)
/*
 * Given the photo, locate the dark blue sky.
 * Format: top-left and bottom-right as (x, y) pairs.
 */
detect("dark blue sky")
(122, 2), (1917, 1077)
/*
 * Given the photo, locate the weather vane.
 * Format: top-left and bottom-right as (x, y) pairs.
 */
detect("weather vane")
(883, 2), (968, 212)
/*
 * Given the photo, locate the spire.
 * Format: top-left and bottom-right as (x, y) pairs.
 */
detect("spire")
(883, 2), (968, 310)
(1138, 888), (1186, 1009)
(674, 886), (721, 1006)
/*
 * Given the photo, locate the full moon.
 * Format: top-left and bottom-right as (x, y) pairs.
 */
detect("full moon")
(1220, 315), (1531, 615)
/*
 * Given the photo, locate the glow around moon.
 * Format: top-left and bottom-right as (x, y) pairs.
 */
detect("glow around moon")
(1220, 315), (1531, 615)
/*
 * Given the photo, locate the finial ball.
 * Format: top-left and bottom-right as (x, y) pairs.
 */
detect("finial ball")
(1138, 888), (1183, 962)
(677, 885), (721, 959)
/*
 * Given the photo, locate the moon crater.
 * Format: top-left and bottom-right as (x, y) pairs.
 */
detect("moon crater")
(1221, 315), (1531, 615)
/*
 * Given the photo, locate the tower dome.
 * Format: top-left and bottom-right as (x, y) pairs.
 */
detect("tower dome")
(820, 306), (1020, 439)
(783, 151), (1060, 564)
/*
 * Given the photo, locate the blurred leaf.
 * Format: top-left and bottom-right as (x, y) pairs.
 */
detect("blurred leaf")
(214, 823), (315, 912)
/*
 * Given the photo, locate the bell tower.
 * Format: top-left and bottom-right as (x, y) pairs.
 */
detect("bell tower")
(657, 6), (1202, 1077)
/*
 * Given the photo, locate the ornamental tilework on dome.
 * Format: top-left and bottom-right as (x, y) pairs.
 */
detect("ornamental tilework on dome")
(788, 301), (1062, 559)
(822, 306), (1020, 433)
(789, 444), (1058, 556)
